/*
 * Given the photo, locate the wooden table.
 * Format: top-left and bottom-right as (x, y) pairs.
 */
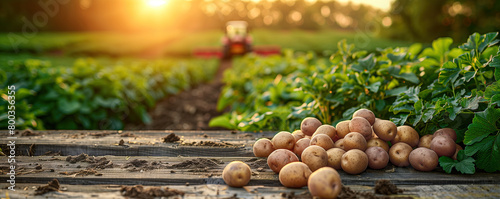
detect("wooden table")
(1, 130), (499, 198)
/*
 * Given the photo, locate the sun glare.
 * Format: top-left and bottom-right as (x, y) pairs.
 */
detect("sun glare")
(147, 0), (167, 8)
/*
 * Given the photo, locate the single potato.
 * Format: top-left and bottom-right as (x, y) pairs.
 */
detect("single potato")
(365, 146), (389, 169)
(308, 167), (342, 199)
(452, 144), (463, 160)
(418, 135), (433, 149)
(313, 124), (338, 142)
(326, 148), (346, 170)
(335, 120), (350, 138)
(279, 162), (312, 188)
(301, 117), (322, 136)
(394, 126), (420, 148)
(353, 109), (376, 125)
(293, 138), (311, 158)
(343, 132), (367, 151)
(349, 117), (372, 140)
(310, 134), (335, 151)
(430, 136), (456, 157)
(267, 149), (299, 173)
(334, 139), (345, 150)
(409, 147), (439, 171)
(301, 145), (328, 171)
(252, 138), (275, 157)
(341, 149), (368, 174)
(372, 119), (397, 142)
(272, 131), (295, 150)
(222, 161), (251, 187)
(367, 138), (389, 152)
(389, 142), (413, 167)
(433, 128), (457, 141)
(292, 130), (306, 143)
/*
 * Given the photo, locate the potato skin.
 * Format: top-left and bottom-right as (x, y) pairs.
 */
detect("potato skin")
(394, 126), (420, 148)
(334, 139), (345, 150)
(433, 128), (457, 141)
(349, 117), (372, 140)
(292, 130), (306, 143)
(452, 144), (463, 160)
(301, 117), (322, 136)
(353, 109), (376, 126)
(365, 146), (389, 170)
(272, 131), (295, 150)
(313, 124), (338, 142)
(253, 138), (275, 157)
(326, 148), (346, 170)
(430, 136), (456, 157)
(343, 132), (367, 151)
(409, 147), (439, 171)
(310, 134), (335, 151)
(335, 120), (350, 138)
(372, 119), (397, 142)
(279, 162), (312, 188)
(367, 138), (389, 152)
(389, 142), (413, 167)
(308, 167), (342, 199)
(341, 149), (368, 174)
(301, 145), (328, 171)
(267, 149), (299, 173)
(293, 138), (311, 158)
(418, 135), (433, 149)
(222, 161), (251, 187)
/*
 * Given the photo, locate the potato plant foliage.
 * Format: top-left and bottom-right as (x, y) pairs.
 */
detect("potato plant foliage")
(213, 32), (500, 173)
(0, 58), (218, 129)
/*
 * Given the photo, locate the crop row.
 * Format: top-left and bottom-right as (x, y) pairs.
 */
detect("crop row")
(212, 32), (500, 173)
(1, 58), (218, 130)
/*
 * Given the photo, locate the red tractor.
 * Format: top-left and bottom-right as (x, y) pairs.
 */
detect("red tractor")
(221, 21), (252, 59)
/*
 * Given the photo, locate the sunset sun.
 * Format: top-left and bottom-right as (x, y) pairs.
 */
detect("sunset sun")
(146, 0), (167, 8)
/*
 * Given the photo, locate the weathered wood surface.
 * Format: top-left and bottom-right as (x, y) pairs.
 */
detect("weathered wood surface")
(1, 130), (500, 198)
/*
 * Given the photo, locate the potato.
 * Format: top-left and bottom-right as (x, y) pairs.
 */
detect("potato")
(372, 119), (397, 142)
(353, 109), (376, 126)
(301, 117), (322, 136)
(267, 149), (299, 173)
(312, 124), (338, 142)
(278, 162), (312, 188)
(343, 132), (367, 151)
(334, 138), (345, 150)
(252, 138), (275, 157)
(341, 149), (368, 174)
(433, 128), (457, 141)
(301, 145), (328, 171)
(453, 144), (463, 160)
(365, 146), (389, 169)
(310, 134), (335, 151)
(389, 142), (412, 167)
(349, 117), (372, 140)
(308, 167), (342, 199)
(222, 161), (251, 187)
(418, 135), (433, 149)
(430, 136), (456, 157)
(293, 138), (311, 158)
(272, 131), (295, 150)
(394, 126), (420, 148)
(367, 138), (389, 152)
(292, 130), (306, 143)
(335, 120), (350, 138)
(409, 147), (439, 171)
(326, 148), (346, 170)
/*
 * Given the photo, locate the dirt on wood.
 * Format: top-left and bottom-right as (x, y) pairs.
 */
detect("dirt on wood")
(169, 158), (223, 171)
(120, 185), (185, 199)
(120, 132), (136, 137)
(122, 159), (168, 172)
(374, 180), (404, 195)
(59, 168), (101, 177)
(65, 153), (113, 169)
(245, 158), (269, 170)
(181, 141), (238, 147)
(34, 179), (60, 195)
(43, 151), (62, 156)
(21, 129), (39, 136)
(163, 133), (181, 143)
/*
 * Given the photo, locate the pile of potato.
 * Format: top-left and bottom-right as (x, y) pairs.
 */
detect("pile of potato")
(223, 109), (460, 198)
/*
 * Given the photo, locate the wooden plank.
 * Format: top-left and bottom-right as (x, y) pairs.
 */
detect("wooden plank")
(2, 156), (500, 186)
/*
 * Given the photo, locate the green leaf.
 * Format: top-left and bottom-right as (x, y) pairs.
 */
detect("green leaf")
(395, 72), (420, 84)
(387, 53), (406, 62)
(439, 151), (476, 174)
(438, 61), (460, 86)
(491, 55), (500, 81)
(57, 98), (81, 114)
(475, 135), (500, 172)
(439, 156), (455, 173)
(366, 82), (381, 93)
(485, 81), (500, 103)
(464, 107), (500, 145)
(465, 135), (495, 157)
(460, 33), (481, 52)
(209, 114), (235, 129)
(478, 32), (499, 53)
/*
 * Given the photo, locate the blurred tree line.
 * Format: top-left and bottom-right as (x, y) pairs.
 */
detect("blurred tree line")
(0, 0), (498, 43)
